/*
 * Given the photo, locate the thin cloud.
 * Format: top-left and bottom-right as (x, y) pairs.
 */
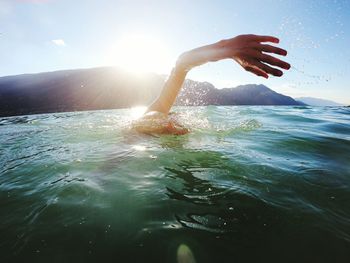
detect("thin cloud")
(51, 39), (66, 47)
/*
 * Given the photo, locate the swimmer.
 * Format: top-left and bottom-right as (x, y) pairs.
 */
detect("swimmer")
(133, 34), (290, 135)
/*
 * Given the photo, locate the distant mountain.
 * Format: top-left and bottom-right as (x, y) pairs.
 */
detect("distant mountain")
(176, 81), (302, 106)
(0, 67), (303, 117)
(0, 67), (164, 117)
(296, 97), (343, 106)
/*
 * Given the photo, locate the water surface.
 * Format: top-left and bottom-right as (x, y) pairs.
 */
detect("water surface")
(1, 106), (349, 263)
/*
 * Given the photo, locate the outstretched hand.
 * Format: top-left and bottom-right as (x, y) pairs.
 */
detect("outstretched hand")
(177, 34), (290, 78)
(224, 34), (290, 78)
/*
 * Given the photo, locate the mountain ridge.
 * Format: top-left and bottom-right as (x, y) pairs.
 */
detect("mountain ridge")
(296, 97), (343, 106)
(0, 67), (304, 117)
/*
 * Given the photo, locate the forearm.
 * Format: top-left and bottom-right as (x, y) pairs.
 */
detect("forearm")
(177, 40), (226, 71)
(146, 66), (188, 114)
(146, 41), (223, 114)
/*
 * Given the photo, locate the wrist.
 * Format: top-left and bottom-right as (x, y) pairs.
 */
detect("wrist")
(210, 39), (230, 61)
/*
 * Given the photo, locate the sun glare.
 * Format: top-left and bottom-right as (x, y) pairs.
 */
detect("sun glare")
(112, 34), (173, 74)
(130, 106), (147, 120)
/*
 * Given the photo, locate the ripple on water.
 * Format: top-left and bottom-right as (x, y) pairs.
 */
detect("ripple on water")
(1, 106), (350, 262)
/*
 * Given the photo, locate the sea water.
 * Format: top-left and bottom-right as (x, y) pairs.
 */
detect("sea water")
(0, 106), (349, 263)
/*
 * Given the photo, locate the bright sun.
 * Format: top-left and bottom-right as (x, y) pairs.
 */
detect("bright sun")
(112, 33), (173, 74)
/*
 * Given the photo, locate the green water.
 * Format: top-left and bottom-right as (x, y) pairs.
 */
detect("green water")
(1, 106), (349, 263)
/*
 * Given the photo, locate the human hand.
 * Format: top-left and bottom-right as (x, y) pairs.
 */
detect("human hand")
(218, 34), (290, 78)
(176, 34), (290, 78)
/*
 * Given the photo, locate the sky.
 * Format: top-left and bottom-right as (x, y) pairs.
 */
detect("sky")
(0, 0), (349, 104)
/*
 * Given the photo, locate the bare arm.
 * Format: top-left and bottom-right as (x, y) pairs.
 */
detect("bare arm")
(146, 34), (291, 115)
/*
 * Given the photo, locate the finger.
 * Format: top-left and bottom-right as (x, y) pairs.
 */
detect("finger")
(254, 35), (279, 43)
(245, 65), (268, 79)
(256, 44), (287, 56)
(250, 60), (283, 77)
(259, 53), (291, 70)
